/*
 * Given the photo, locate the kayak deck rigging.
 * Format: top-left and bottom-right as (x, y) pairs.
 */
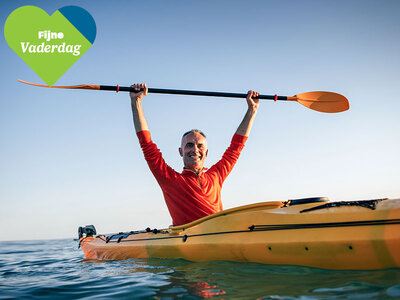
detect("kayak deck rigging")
(299, 198), (388, 213)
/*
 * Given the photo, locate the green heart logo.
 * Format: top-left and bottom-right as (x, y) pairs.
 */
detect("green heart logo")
(4, 5), (96, 86)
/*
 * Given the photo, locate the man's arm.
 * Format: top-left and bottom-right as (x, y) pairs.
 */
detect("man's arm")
(206, 90), (260, 181)
(130, 83), (149, 133)
(235, 90), (260, 137)
(130, 83), (177, 182)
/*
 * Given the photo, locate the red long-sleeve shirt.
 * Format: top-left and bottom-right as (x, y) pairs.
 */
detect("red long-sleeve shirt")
(137, 130), (247, 226)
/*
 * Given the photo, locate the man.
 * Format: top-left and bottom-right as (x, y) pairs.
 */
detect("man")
(131, 83), (259, 226)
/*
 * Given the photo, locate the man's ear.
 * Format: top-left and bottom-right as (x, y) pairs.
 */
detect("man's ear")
(179, 147), (183, 157)
(206, 149), (208, 157)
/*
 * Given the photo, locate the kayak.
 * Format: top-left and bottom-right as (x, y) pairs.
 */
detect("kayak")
(79, 197), (400, 270)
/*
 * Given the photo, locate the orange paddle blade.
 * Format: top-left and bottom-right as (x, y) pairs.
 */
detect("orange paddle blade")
(288, 91), (349, 113)
(18, 79), (100, 90)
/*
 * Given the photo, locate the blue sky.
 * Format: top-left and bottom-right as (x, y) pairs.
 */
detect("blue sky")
(1, 0), (399, 241)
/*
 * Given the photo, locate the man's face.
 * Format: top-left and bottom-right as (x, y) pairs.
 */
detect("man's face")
(179, 132), (208, 172)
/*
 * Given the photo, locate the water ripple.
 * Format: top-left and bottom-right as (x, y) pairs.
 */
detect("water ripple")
(0, 239), (399, 299)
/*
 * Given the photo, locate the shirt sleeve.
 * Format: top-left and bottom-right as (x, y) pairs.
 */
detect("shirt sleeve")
(137, 130), (176, 183)
(207, 133), (248, 184)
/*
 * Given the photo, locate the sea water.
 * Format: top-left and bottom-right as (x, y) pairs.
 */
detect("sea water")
(0, 239), (399, 299)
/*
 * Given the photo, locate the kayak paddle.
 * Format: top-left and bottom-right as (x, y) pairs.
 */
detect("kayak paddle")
(18, 79), (349, 113)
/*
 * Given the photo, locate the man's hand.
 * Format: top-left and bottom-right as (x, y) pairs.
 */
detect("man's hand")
(235, 90), (260, 137)
(130, 83), (149, 133)
(130, 83), (148, 102)
(246, 90), (260, 112)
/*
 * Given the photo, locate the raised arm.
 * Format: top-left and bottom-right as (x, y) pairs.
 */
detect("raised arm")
(235, 90), (260, 137)
(130, 83), (149, 133)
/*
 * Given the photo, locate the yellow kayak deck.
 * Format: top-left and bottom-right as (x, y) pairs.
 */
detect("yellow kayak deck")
(79, 198), (400, 270)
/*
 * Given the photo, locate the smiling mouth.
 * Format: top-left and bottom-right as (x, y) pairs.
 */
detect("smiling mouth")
(188, 154), (201, 160)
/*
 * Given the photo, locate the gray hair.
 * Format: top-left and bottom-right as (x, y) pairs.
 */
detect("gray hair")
(181, 129), (206, 144)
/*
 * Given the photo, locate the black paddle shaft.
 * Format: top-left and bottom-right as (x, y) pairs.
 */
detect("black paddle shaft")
(99, 85), (288, 101)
